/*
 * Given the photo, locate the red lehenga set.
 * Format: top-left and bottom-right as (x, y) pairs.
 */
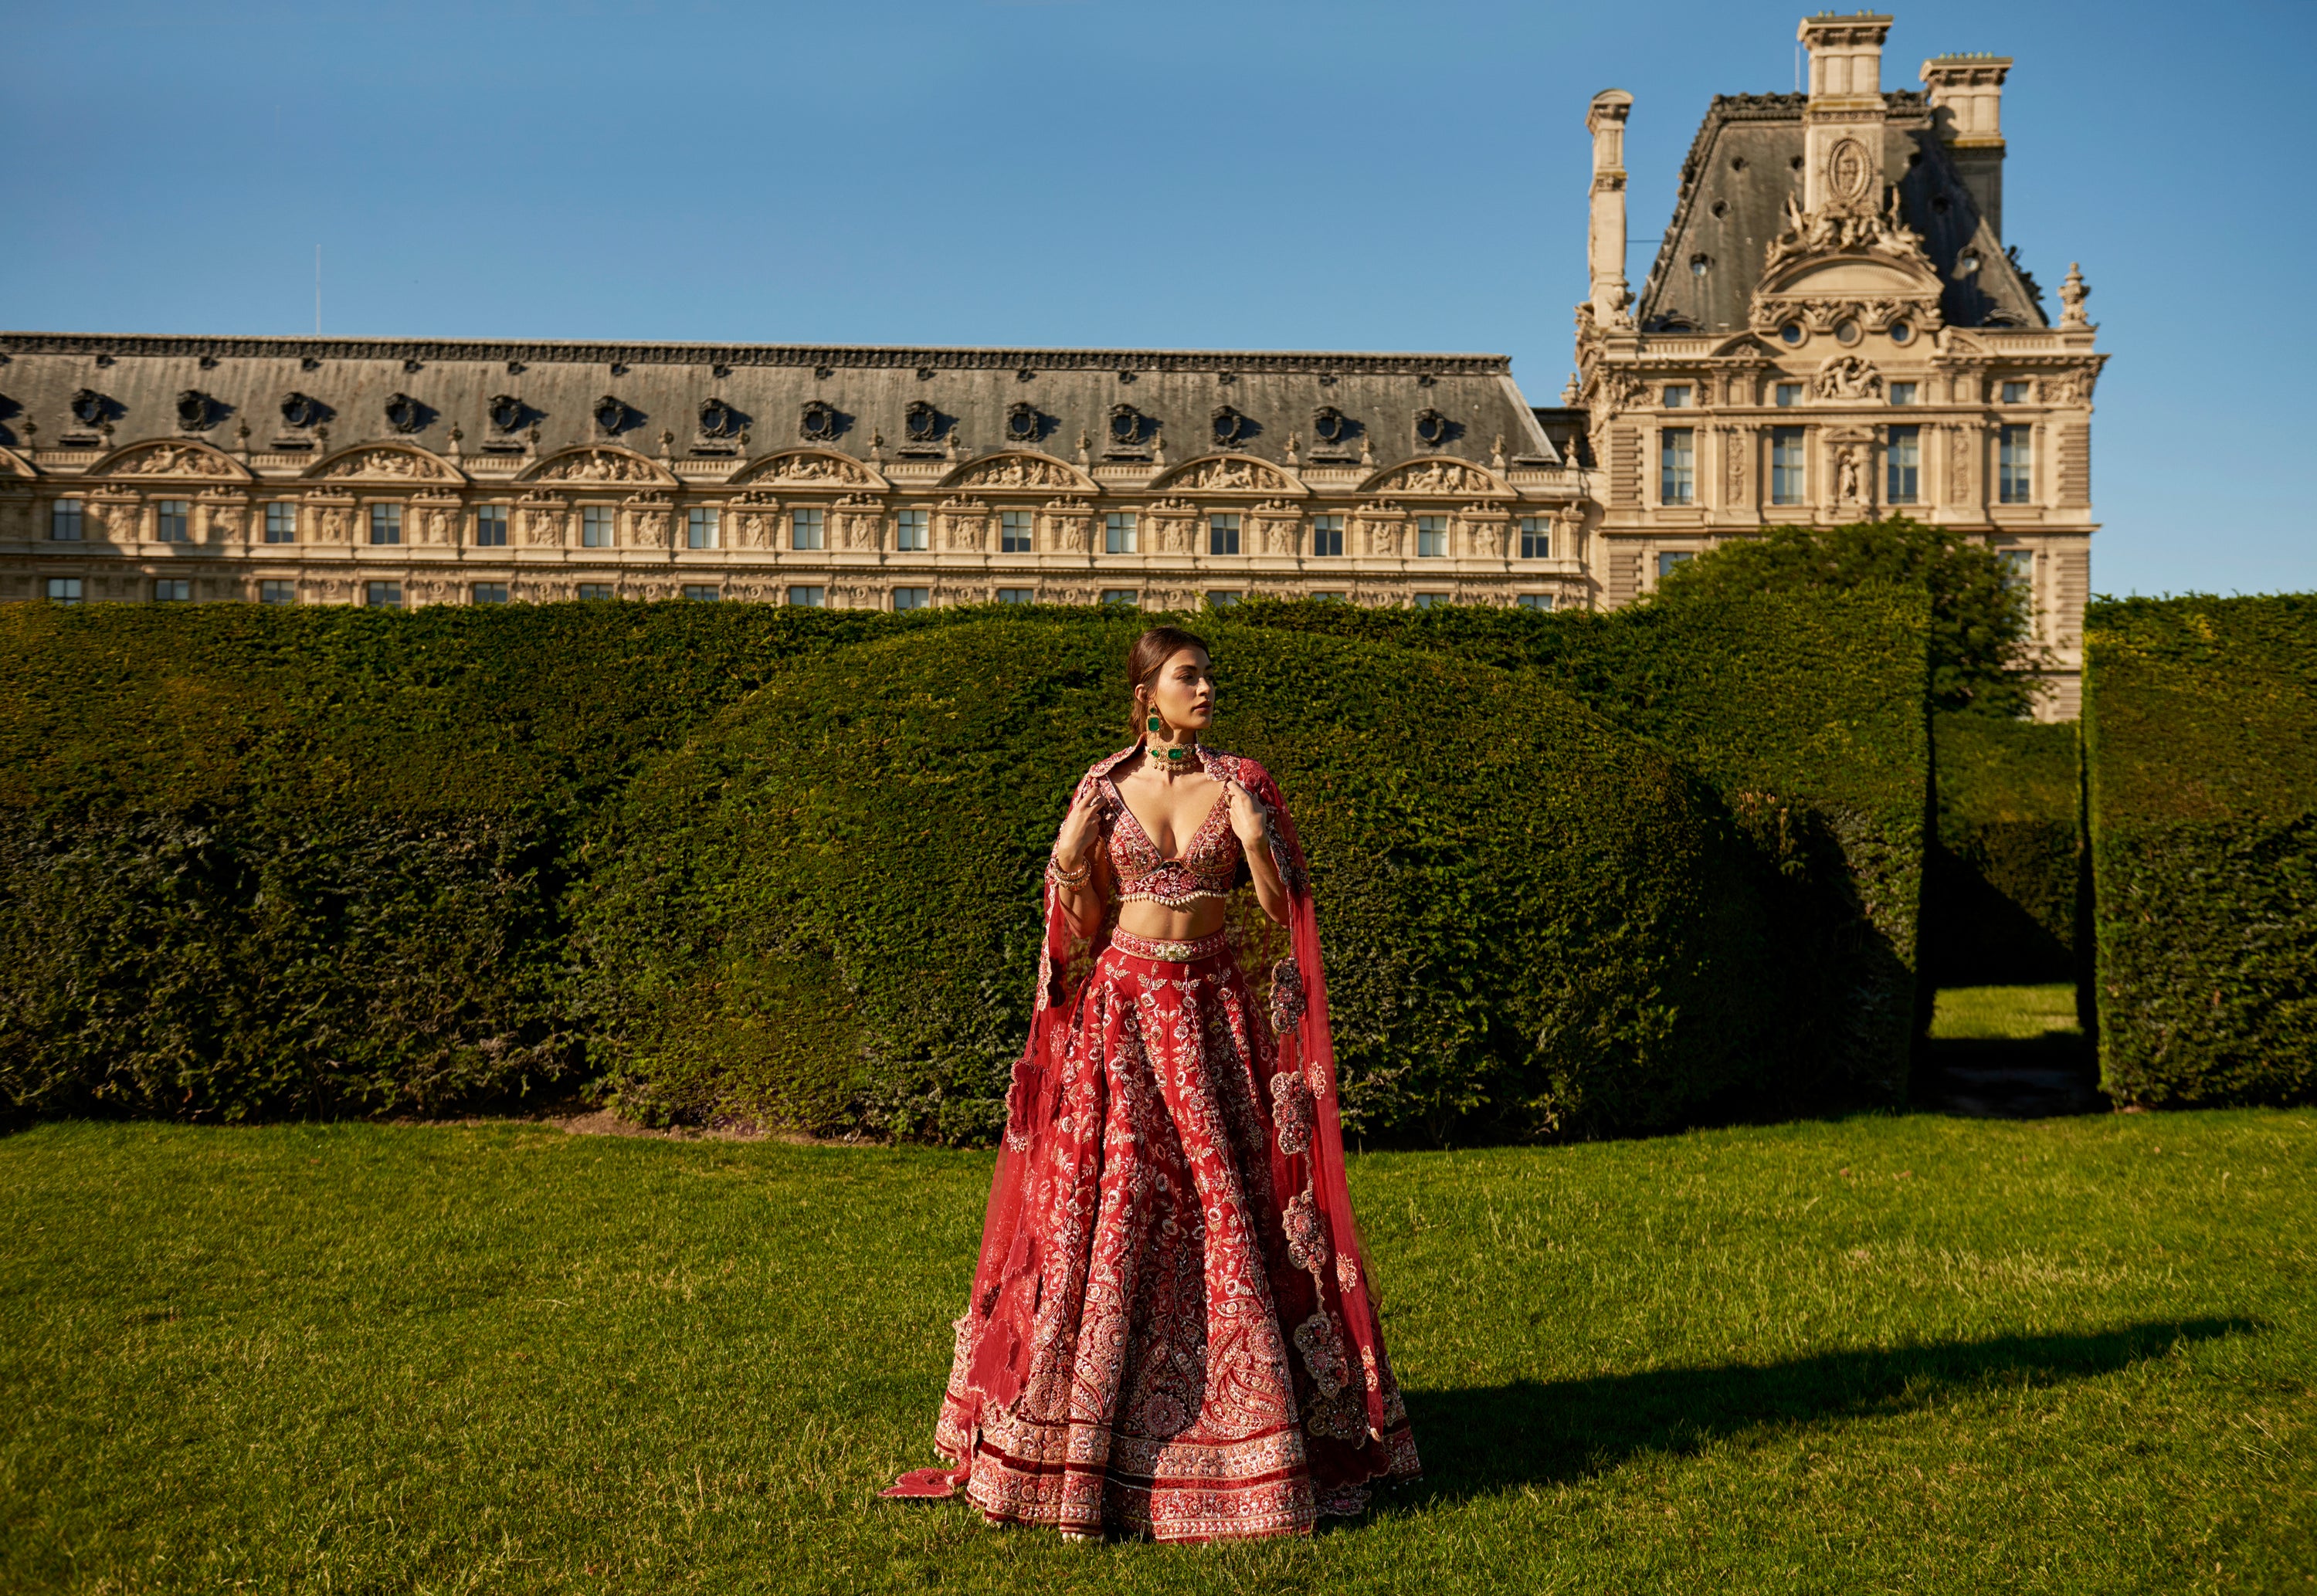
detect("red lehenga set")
(884, 745), (1420, 1542)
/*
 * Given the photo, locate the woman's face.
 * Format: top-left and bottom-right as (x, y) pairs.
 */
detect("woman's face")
(1145, 646), (1216, 734)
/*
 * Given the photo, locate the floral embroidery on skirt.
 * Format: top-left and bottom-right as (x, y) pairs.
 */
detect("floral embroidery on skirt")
(931, 940), (1419, 1542)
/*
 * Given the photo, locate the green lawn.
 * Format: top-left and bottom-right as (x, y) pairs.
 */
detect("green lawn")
(1930, 985), (2085, 1042)
(2, 1113), (2311, 1594)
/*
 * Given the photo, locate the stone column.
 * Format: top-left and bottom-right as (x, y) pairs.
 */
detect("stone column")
(1586, 90), (1634, 328)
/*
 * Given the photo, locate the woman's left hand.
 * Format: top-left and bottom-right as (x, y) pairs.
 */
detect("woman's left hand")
(1222, 777), (1268, 848)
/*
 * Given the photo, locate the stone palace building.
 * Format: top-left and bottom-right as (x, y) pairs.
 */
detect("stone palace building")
(0, 11), (2102, 713)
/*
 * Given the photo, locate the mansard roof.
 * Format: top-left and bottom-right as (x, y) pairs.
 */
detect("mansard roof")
(1633, 90), (2047, 336)
(0, 335), (1563, 470)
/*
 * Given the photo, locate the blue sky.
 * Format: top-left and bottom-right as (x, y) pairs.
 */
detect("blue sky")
(3, 0), (2307, 596)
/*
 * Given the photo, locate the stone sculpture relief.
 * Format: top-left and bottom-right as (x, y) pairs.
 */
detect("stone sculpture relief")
(950, 455), (1080, 491)
(319, 446), (456, 482)
(1370, 459), (1496, 496)
(102, 442), (238, 478)
(1813, 356), (1883, 402)
(531, 449), (663, 485)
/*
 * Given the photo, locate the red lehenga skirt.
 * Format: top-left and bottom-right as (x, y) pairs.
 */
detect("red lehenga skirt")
(927, 927), (1420, 1542)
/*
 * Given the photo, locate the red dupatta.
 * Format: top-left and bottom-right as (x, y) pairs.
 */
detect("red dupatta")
(957, 744), (1399, 1447)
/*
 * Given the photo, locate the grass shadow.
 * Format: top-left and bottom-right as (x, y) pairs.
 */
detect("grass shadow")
(1402, 1317), (2256, 1504)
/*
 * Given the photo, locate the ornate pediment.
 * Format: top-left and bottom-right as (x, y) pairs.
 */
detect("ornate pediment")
(0, 446), (37, 479)
(1356, 457), (1511, 499)
(937, 451), (1094, 494)
(1752, 188), (1945, 337)
(1147, 453), (1304, 496)
(726, 449), (887, 491)
(307, 442), (464, 483)
(88, 439), (249, 481)
(518, 446), (677, 486)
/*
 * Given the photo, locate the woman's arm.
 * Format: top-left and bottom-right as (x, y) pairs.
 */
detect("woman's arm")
(1224, 779), (1293, 927)
(1049, 785), (1109, 939)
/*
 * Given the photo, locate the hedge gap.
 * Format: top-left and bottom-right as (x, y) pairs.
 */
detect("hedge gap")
(1925, 713), (2081, 987)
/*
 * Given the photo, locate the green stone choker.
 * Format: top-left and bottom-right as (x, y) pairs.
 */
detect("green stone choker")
(1145, 715), (1199, 772)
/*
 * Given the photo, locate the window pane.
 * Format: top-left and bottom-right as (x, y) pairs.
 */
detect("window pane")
(578, 584), (616, 601)
(1104, 512), (1137, 554)
(1886, 425), (1920, 503)
(1206, 591), (1240, 609)
(1774, 384), (1801, 408)
(2002, 381), (2031, 404)
(892, 587), (930, 612)
(1518, 592), (1554, 611)
(51, 500), (83, 541)
(1101, 589), (1138, 608)
(996, 588), (1034, 605)
(1663, 385), (1690, 408)
(582, 505), (615, 548)
(1660, 429), (1694, 505)
(792, 509), (824, 551)
(788, 585), (824, 607)
(1771, 428), (1805, 505)
(1519, 516), (1549, 559)
(46, 578), (83, 605)
(154, 579), (191, 602)
(1888, 382), (1917, 406)
(897, 509), (929, 552)
(1310, 591), (1345, 603)
(1413, 592), (1446, 610)
(158, 501), (191, 543)
(365, 581), (402, 608)
(1656, 551), (1692, 580)
(472, 583), (509, 605)
(1001, 510), (1033, 554)
(2000, 425), (2034, 503)
(259, 581), (295, 606)
(266, 503), (299, 544)
(683, 585), (720, 601)
(369, 504), (402, 546)
(1208, 514), (1240, 556)
(1311, 513), (1343, 558)
(1416, 515), (1447, 558)
(687, 507), (718, 551)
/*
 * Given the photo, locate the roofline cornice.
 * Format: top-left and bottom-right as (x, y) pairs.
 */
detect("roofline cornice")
(0, 332), (1512, 378)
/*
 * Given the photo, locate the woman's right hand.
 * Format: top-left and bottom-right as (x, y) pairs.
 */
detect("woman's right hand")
(1053, 784), (1101, 874)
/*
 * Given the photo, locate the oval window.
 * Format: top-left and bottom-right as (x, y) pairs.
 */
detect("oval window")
(1889, 323), (1914, 345)
(1835, 321), (1862, 347)
(1779, 324), (1803, 346)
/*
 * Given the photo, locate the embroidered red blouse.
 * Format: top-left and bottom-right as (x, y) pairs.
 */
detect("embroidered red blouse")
(1102, 761), (1245, 909)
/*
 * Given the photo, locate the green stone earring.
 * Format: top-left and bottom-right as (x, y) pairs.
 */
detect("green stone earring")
(1147, 715), (1162, 734)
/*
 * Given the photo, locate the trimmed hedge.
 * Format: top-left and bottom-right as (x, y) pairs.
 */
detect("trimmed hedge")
(2085, 595), (2317, 1106)
(1226, 591), (1934, 1103)
(574, 618), (1793, 1144)
(1926, 713), (2081, 987)
(0, 601), (906, 1120)
(0, 591), (1932, 1137)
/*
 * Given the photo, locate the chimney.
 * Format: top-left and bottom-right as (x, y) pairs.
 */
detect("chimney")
(1586, 89), (1634, 327)
(1922, 53), (2013, 239)
(1799, 12), (1894, 215)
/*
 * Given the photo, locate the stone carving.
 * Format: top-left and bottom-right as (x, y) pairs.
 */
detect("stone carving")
(317, 446), (457, 482)
(734, 450), (878, 488)
(1160, 456), (1291, 493)
(100, 441), (238, 478)
(422, 507), (453, 544)
(1835, 446), (1867, 507)
(530, 448), (664, 485)
(1762, 187), (1935, 280)
(1813, 355), (1883, 402)
(1366, 459), (1498, 496)
(948, 454), (1080, 491)
(2059, 263), (2091, 329)
(1949, 426), (1973, 496)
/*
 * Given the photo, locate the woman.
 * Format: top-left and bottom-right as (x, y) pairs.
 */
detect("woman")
(885, 625), (1419, 1542)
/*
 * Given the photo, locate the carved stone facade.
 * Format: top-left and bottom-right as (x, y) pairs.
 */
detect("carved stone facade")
(1573, 12), (2104, 718)
(0, 12), (2098, 716)
(0, 342), (1590, 619)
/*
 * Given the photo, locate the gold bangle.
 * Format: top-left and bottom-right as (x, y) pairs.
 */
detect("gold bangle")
(1046, 857), (1091, 886)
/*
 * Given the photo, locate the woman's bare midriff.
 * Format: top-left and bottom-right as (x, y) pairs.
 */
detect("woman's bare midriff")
(1114, 898), (1231, 942)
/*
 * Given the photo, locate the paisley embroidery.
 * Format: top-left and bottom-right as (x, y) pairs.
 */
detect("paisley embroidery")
(1268, 956), (1306, 1035)
(1335, 1254), (1361, 1297)
(1282, 1188), (1329, 1273)
(1270, 1069), (1315, 1157)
